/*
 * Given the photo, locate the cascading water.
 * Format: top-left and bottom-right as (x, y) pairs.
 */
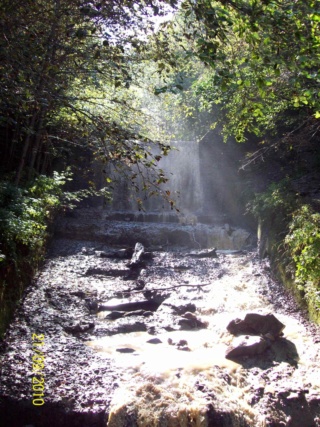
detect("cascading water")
(105, 140), (203, 222)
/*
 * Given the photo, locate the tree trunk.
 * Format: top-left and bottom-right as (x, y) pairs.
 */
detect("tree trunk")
(14, 112), (37, 185)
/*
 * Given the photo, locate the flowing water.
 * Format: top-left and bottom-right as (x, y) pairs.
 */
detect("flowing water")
(1, 208), (319, 427)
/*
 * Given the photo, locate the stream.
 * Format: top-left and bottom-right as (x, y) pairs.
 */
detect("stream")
(0, 208), (319, 427)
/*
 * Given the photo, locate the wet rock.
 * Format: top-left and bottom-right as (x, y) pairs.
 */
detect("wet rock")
(178, 313), (207, 330)
(117, 248), (134, 258)
(177, 339), (188, 347)
(99, 297), (164, 312)
(64, 321), (95, 334)
(94, 250), (110, 257)
(173, 265), (192, 272)
(106, 311), (124, 320)
(99, 248), (134, 259)
(115, 322), (147, 334)
(142, 252), (155, 261)
(85, 267), (129, 277)
(142, 311), (153, 317)
(178, 346), (191, 351)
(85, 299), (98, 313)
(147, 338), (162, 344)
(123, 268), (142, 280)
(225, 336), (271, 360)
(123, 310), (146, 317)
(116, 348), (136, 353)
(227, 313), (285, 338)
(185, 248), (218, 258)
(132, 280), (145, 291)
(172, 303), (196, 315)
(182, 312), (198, 320)
(81, 247), (96, 255)
(70, 290), (86, 298)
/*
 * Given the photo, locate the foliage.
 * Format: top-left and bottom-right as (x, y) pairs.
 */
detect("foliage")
(154, 0), (320, 142)
(0, 0), (178, 184)
(0, 173), (66, 263)
(285, 205), (320, 289)
(249, 181), (320, 318)
(247, 179), (296, 227)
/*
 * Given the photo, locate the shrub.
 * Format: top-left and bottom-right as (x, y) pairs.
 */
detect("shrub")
(285, 205), (320, 313)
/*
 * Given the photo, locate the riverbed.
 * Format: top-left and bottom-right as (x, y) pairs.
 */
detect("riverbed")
(0, 209), (319, 427)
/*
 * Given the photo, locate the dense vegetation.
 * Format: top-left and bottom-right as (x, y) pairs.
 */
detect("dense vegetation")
(0, 0), (319, 333)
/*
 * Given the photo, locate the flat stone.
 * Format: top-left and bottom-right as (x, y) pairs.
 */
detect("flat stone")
(147, 338), (162, 344)
(185, 248), (217, 258)
(116, 348), (136, 353)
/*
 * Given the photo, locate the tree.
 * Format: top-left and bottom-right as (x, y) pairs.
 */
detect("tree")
(0, 0), (178, 183)
(154, 0), (320, 142)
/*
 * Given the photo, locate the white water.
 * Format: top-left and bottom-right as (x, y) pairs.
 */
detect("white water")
(86, 251), (320, 426)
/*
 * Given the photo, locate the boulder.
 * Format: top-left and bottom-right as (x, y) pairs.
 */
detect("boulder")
(226, 336), (271, 360)
(178, 313), (208, 330)
(227, 313), (285, 338)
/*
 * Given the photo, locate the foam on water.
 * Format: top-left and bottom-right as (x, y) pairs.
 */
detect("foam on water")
(86, 250), (320, 426)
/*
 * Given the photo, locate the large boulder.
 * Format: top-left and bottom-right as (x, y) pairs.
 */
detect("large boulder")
(227, 313), (285, 339)
(226, 336), (271, 360)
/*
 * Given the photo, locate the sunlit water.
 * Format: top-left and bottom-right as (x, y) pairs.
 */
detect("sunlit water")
(86, 251), (320, 426)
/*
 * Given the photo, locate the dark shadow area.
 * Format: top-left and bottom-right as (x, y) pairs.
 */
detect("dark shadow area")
(227, 338), (299, 370)
(274, 393), (320, 427)
(0, 397), (107, 427)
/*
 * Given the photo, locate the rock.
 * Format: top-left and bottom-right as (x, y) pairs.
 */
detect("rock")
(227, 313), (285, 338)
(94, 250), (109, 257)
(123, 310), (146, 317)
(106, 311), (124, 320)
(142, 252), (154, 261)
(71, 290), (86, 298)
(116, 348), (136, 353)
(147, 338), (162, 344)
(142, 311), (154, 317)
(85, 267), (129, 277)
(172, 303), (196, 315)
(133, 280), (145, 290)
(81, 247), (95, 255)
(225, 336), (271, 360)
(128, 242), (145, 268)
(99, 297), (165, 312)
(185, 248), (217, 258)
(116, 248), (134, 259)
(178, 346), (191, 351)
(177, 339), (188, 347)
(182, 312), (198, 320)
(115, 322), (147, 334)
(178, 315), (207, 330)
(64, 321), (95, 334)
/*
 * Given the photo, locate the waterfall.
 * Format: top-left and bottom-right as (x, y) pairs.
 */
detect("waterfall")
(105, 140), (203, 222)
